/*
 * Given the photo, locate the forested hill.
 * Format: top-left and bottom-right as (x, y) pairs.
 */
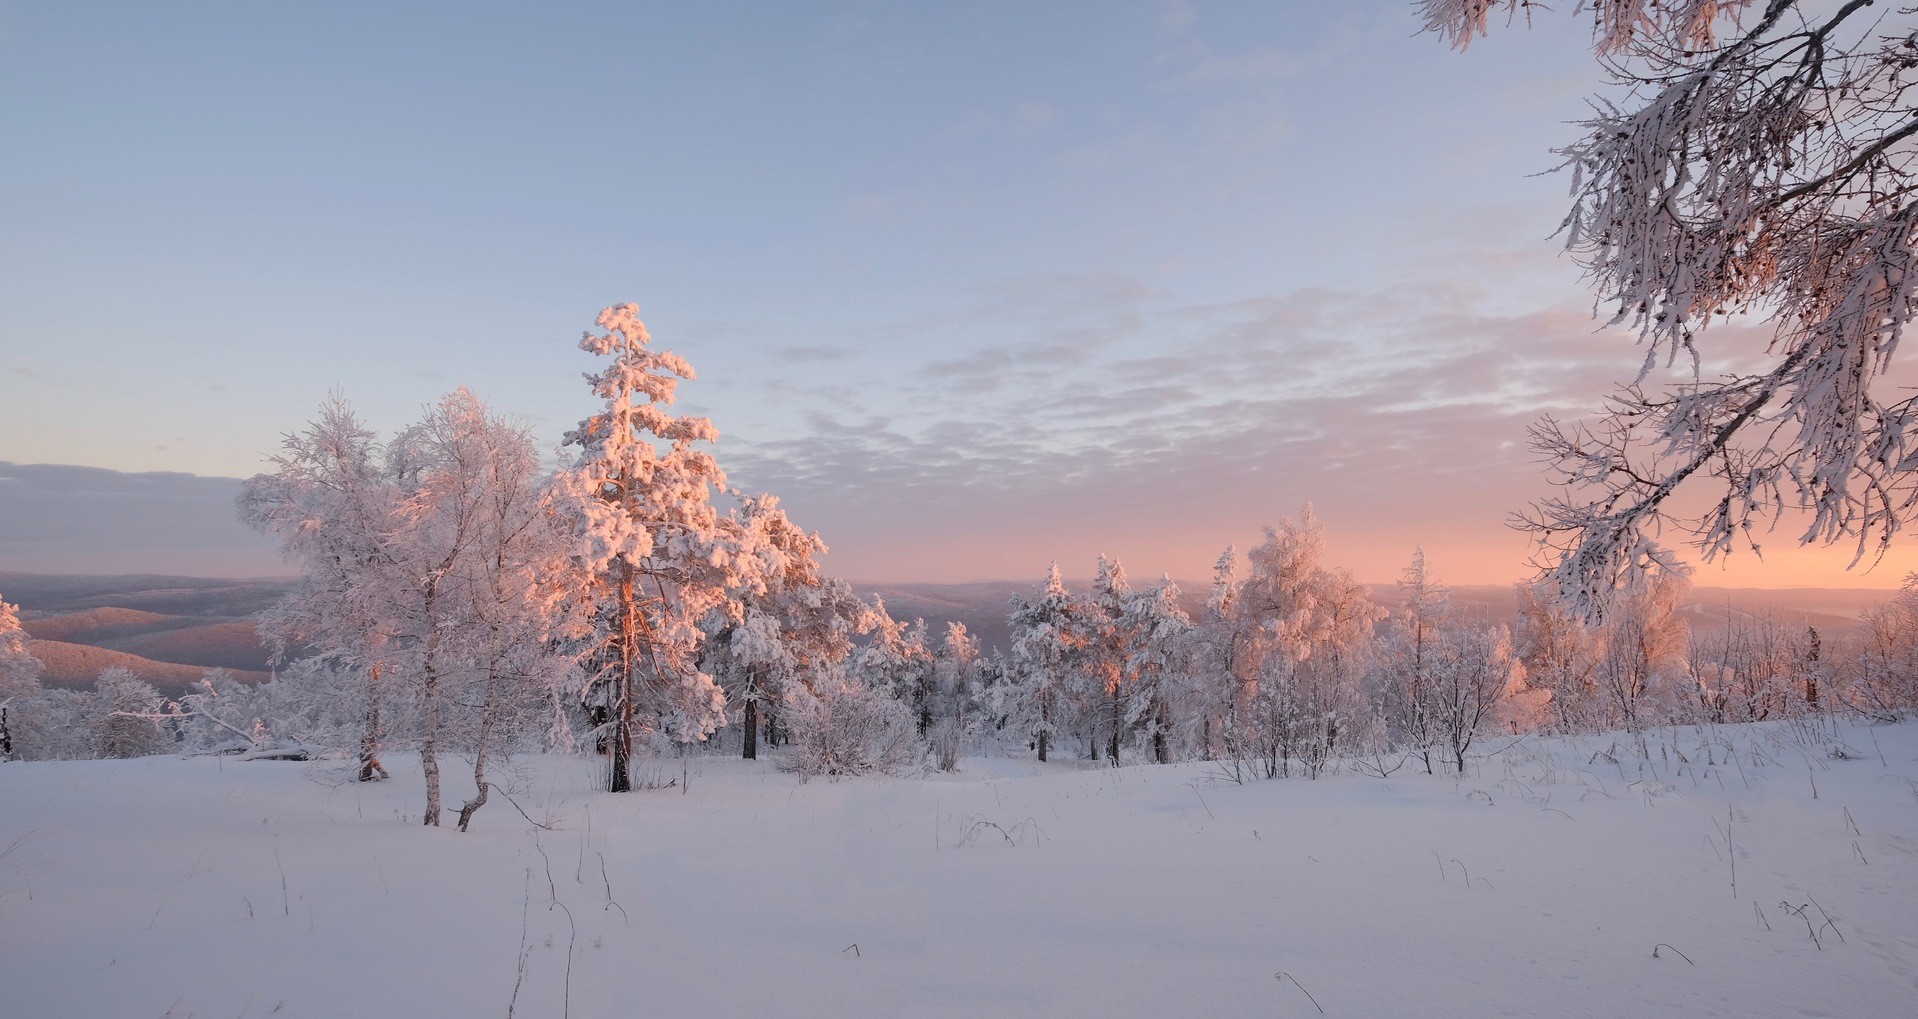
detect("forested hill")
(1, 572), (290, 693)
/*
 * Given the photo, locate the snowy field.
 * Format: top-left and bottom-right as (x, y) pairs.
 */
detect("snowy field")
(4, 722), (1917, 1018)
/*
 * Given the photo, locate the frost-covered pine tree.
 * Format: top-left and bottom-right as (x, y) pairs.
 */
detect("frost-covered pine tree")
(1188, 546), (1244, 761)
(1423, 0), (1918, 614)
(0, 596), (45, 762)
(927, 621), (981, 770)
(1079, 556), (1132, 764)
(1118, 577), (1193, 764)
(851, 599), (935, 733)
(702, 495), (868, 759)
(1005, 563), (1085, 763)
(550, 304), (735, 792)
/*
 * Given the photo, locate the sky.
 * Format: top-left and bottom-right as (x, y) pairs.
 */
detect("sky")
(1, 1), (1911, 590)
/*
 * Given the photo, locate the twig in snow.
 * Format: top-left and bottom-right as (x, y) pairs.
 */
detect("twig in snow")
(1808, 896), (1845, 944)
(1450, 858), (1491, 889)
(1189, 783), (1215, 820)
(1273, 971), (1324, 1014)
(549, 901), (576, 1019)
(275, 847), (289, 917)
(532, 831), (557, 902)
(499, 789), (556, 831)
(598, 852), (629, 926)
(843, 944), (861, 958)
(1652, 944), (1694, 965)
(508, 870), (532, 1018)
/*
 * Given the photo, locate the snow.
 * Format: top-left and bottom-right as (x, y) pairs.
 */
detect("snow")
(3, 721), (1916, 1017)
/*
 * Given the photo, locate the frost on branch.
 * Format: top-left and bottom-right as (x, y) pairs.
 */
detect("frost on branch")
(1427, 1), (1918, 618)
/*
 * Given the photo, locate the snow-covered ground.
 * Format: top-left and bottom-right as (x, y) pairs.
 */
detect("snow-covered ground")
(4, 722), (1916, 1018)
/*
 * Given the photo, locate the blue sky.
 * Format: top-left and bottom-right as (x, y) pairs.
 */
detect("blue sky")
(2, 1), (1905, 587)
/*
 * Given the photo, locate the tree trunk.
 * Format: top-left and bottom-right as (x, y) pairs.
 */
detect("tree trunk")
(742, 697), (758, 760)
(457, 657), (503, 832)
(420, 608), (443, 826)
(1, 704), (12, 761)
(457, 743), (490, 832)
(1037, 696), (1049, 763)
(1108, 689), (1122, 765)
(359, 664), (389, 782)
(609, 564), (638, 793)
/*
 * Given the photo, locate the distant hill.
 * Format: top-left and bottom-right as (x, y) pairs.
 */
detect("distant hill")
(19, 606), (204, 644)
(27, 638), (271, 694)
(0, 571), (291, 618)
(2, 572), (288, 692)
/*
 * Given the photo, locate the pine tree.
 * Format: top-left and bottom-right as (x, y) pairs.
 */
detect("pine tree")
(551, 304), (735, 792)
(1119, 577), (1193, 764)
(1006, 563), (1085, 763)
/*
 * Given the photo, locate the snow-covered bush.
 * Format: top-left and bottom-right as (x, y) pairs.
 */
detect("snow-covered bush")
(785, 670), (917, 777)
(89, 668), (167, 759)
(6, 688), (92, 761)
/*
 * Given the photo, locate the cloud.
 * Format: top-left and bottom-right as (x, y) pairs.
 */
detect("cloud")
(0, 462), (286, 578)
(713, 275), (1678, 584)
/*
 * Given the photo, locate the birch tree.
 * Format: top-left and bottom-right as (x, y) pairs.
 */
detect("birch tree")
(1423, 0), (1918, 615)
(241, 395), (400, 782)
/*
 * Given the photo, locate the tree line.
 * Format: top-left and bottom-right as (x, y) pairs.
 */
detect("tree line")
(4, 304), (1917, 830)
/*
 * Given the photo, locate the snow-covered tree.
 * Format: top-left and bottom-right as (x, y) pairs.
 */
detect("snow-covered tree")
(1595, 566), (1693, 748)
(550, 303), (735, 792)
(1514, 580), (1599, 731)
(1686, 608), (1806, 723)
(1426, 623), (1525, 773)
(1188, 546), (1244, 761)
(1005, 563), (1085, 763)
(241, 395), (401, 782)
(1079, 555), (1132, 764)
(927, 621), (982, 770)
(1118, 577), (1193, 764)
(0, 596), (44, 762)
(1376, 549), (1451, 772)
(851, 600), (935, 730)
(247, 389), (575, 824)
(702, 495), (868, 759)
(1849, 573), (1918, 715)
(393, 390), (573, 831)
(1229, 507), (1383, 778)
(1423, 0), (1918, 615)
